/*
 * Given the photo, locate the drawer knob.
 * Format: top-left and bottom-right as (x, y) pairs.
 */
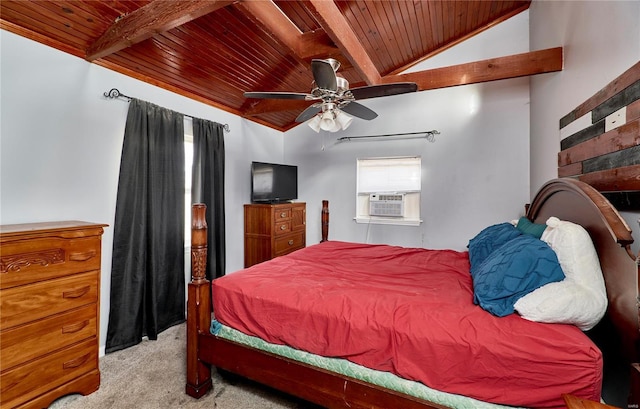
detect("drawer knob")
(63, 285), (90, 299)
(69, 250), (97, 262)
(288, 240), (294, 246)
(62, 320), (90, 334)
(280, 225), (286, 230)
(280, 212), (287, 218)
(63, 353), (90, 369)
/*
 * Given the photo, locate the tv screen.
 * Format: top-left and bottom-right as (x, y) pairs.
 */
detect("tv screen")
(251, 162), (298, 203)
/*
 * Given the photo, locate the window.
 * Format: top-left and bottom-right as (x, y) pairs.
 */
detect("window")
(355, 156), (422, 225)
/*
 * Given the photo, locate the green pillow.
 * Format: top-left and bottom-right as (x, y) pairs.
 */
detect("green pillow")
(516, 216), (547, 239)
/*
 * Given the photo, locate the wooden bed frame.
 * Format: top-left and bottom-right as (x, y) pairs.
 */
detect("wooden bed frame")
(186, 178), (640, 408)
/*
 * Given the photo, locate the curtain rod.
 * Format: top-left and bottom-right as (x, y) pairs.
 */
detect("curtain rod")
(336, 130), (439, 143)
(103, 88), (231, 133)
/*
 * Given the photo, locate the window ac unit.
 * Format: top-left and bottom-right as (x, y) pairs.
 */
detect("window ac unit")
(369, 193), (405, 217)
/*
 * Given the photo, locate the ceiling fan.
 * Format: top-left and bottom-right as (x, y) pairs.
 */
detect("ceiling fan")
(244, 59), (418, 132)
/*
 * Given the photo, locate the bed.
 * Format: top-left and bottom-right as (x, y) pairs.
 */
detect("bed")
(185, 178), (640, 408)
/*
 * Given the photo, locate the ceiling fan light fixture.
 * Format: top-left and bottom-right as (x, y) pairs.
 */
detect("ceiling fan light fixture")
(329, 119), (343, 132)
(308, 115), (322, 133)
(308, 107), (353, 133)
(335, 110), (353, 130)
(319, 110), (339, 132)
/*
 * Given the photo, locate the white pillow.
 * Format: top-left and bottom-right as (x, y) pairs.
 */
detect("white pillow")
(514, 217), (607, 331)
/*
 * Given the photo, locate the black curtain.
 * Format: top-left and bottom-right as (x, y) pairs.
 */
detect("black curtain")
(106, 99), (185, 353)
(191, 118), (226, 279)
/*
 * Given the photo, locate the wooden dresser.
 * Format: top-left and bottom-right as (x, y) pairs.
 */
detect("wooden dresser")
(244, 202), (306, 267)
(0, 221), (107, 409)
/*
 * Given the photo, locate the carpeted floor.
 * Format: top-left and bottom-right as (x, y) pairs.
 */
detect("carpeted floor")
(49, 323), (321, 409)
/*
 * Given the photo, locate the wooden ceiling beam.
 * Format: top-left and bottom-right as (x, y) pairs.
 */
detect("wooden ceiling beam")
(86, 0), (234, 61)
(383, 47), (563, 90)
(298, 30), (341, 60)
(306, 0), (382, 85)
(239, 1), (340, 61)
(237, 0), (301, 57)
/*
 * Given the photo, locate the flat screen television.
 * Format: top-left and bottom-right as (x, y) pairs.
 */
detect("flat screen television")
(251, 161), (298, 203)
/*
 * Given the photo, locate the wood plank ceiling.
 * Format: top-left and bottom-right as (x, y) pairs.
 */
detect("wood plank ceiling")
(0, 0), (562, 132)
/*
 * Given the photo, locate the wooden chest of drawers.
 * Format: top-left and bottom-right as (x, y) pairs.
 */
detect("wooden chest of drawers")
(0, 221), (107, 409)
(244, 203), (306, 267)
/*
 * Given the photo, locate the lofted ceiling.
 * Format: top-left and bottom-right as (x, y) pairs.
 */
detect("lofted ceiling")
(0, 0), (562, 132)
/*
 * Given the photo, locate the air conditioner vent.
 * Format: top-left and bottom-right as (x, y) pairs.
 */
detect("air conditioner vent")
(369, 193), (404, 217)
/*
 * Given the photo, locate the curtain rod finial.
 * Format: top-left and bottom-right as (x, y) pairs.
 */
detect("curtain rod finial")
(104, 88), (120, 99)
(103, 88), (131, 100)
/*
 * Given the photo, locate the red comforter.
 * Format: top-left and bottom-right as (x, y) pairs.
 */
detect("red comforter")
(212, 241), (602, 408)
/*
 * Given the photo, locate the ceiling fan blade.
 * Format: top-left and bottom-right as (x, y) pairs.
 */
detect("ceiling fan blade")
(311, 59), (337, 91)
(349, 82), (418, 100)
(244, 92), (310, 100)
(295, 105), (322, 122)
(340, 102), (378, 120)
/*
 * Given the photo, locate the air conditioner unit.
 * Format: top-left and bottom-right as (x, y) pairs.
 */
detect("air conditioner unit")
(369, 193), (405, 217)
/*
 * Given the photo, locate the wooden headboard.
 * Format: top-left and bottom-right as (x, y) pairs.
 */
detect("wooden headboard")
(527, 178), (638, 364)
(557, 61), (640, 209)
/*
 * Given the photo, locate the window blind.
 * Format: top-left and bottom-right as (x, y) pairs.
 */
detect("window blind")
(357, 156), (421, 193)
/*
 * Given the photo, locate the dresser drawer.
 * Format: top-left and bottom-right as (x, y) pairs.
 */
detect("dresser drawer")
(0, 338), (98, 408)
(1, 271), (98, 328)
(274, 221), (291, 236)
(1, 303), (97, 371)
(274, 208), (291, 221)
(274, 232), (305, 256)
(0, 236), (101, 289)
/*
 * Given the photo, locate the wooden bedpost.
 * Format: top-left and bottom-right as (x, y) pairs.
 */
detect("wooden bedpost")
(321, 200), (329, 242)
(634, 239), (640, 408)
(186, 204), (213, 398)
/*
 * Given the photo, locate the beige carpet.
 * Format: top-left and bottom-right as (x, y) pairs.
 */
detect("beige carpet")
(49, 323), (321, 409)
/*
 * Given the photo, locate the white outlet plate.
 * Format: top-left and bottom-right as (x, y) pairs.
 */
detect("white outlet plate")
(605, 107), (626, 132)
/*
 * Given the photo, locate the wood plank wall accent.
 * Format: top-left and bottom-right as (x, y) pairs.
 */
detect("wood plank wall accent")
(558, 61), (640, 210)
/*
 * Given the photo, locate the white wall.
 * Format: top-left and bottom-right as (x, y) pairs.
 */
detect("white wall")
(0, 30), (283, 354)
(285, 11), (531, 251)
(529, 0), (640, 255)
